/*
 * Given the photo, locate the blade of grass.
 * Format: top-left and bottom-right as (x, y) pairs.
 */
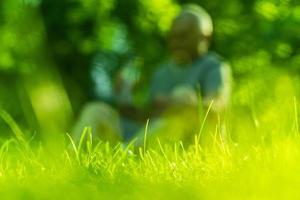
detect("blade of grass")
(66, 133), (80, 164)
(0, 109), (32, 156)
(197, 100), (214, 144)
(294, 96), (299, 135)
(157, 138), (170, 164)
(144, 118), (150, 155)
(78, 127), (89, 156)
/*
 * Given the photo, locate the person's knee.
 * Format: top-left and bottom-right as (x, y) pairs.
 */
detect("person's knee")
(73, 102), (122, 143)
(80, 102), (118, 120)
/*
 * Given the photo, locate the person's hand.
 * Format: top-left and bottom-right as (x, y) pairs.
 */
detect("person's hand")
(170, 85), (198, 106)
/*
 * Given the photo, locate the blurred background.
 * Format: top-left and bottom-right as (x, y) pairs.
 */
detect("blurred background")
(0, 0), (300, 143)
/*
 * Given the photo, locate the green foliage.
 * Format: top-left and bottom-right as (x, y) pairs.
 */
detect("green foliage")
(0, 0), (300, 125)
(0, 1), (300, 198)
(1, 0), (300, 74)
(0, 3), (300, 198)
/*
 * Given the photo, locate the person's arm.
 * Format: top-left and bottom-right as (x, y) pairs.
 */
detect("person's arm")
(202, 62), (231, 113)
(149, 86), (199, 117)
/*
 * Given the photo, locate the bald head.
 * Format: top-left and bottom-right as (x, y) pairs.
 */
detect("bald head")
(180, 5), (213, 37)
(168, 5), (213, 65)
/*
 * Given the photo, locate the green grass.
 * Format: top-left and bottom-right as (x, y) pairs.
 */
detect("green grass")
(0, 103), (300, 200)
(0, 73), (300, 199)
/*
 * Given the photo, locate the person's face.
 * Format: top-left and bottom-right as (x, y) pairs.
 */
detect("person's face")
(168, 15), (202, 65)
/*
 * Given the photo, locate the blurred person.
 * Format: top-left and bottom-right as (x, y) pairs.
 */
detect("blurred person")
(73, 4), (231, 146)
(144, 4), (232, 146)
(151, 4), (230, 113)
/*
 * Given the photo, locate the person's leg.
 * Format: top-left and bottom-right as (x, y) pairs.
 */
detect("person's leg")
(72, 102), (122, 143)
(134, 106), (200, 147)
(134, 106), (225, 150)
(120, 117), (143, 142)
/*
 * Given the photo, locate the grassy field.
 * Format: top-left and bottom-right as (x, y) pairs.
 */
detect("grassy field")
(0, 73), (299, 199)
(0, 96), (300, 200)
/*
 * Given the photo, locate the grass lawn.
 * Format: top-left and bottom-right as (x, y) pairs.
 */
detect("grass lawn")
(0, 102), (300, 200)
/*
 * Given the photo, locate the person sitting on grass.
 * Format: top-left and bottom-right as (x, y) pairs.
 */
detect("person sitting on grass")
(139, 4), (231, 147)
(72, 4), (231, 147)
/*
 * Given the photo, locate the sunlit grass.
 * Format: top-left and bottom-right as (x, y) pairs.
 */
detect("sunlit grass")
(0, 92), (300, 200)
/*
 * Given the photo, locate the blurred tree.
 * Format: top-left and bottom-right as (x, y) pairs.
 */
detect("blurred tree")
(0, 0), (300, 138)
